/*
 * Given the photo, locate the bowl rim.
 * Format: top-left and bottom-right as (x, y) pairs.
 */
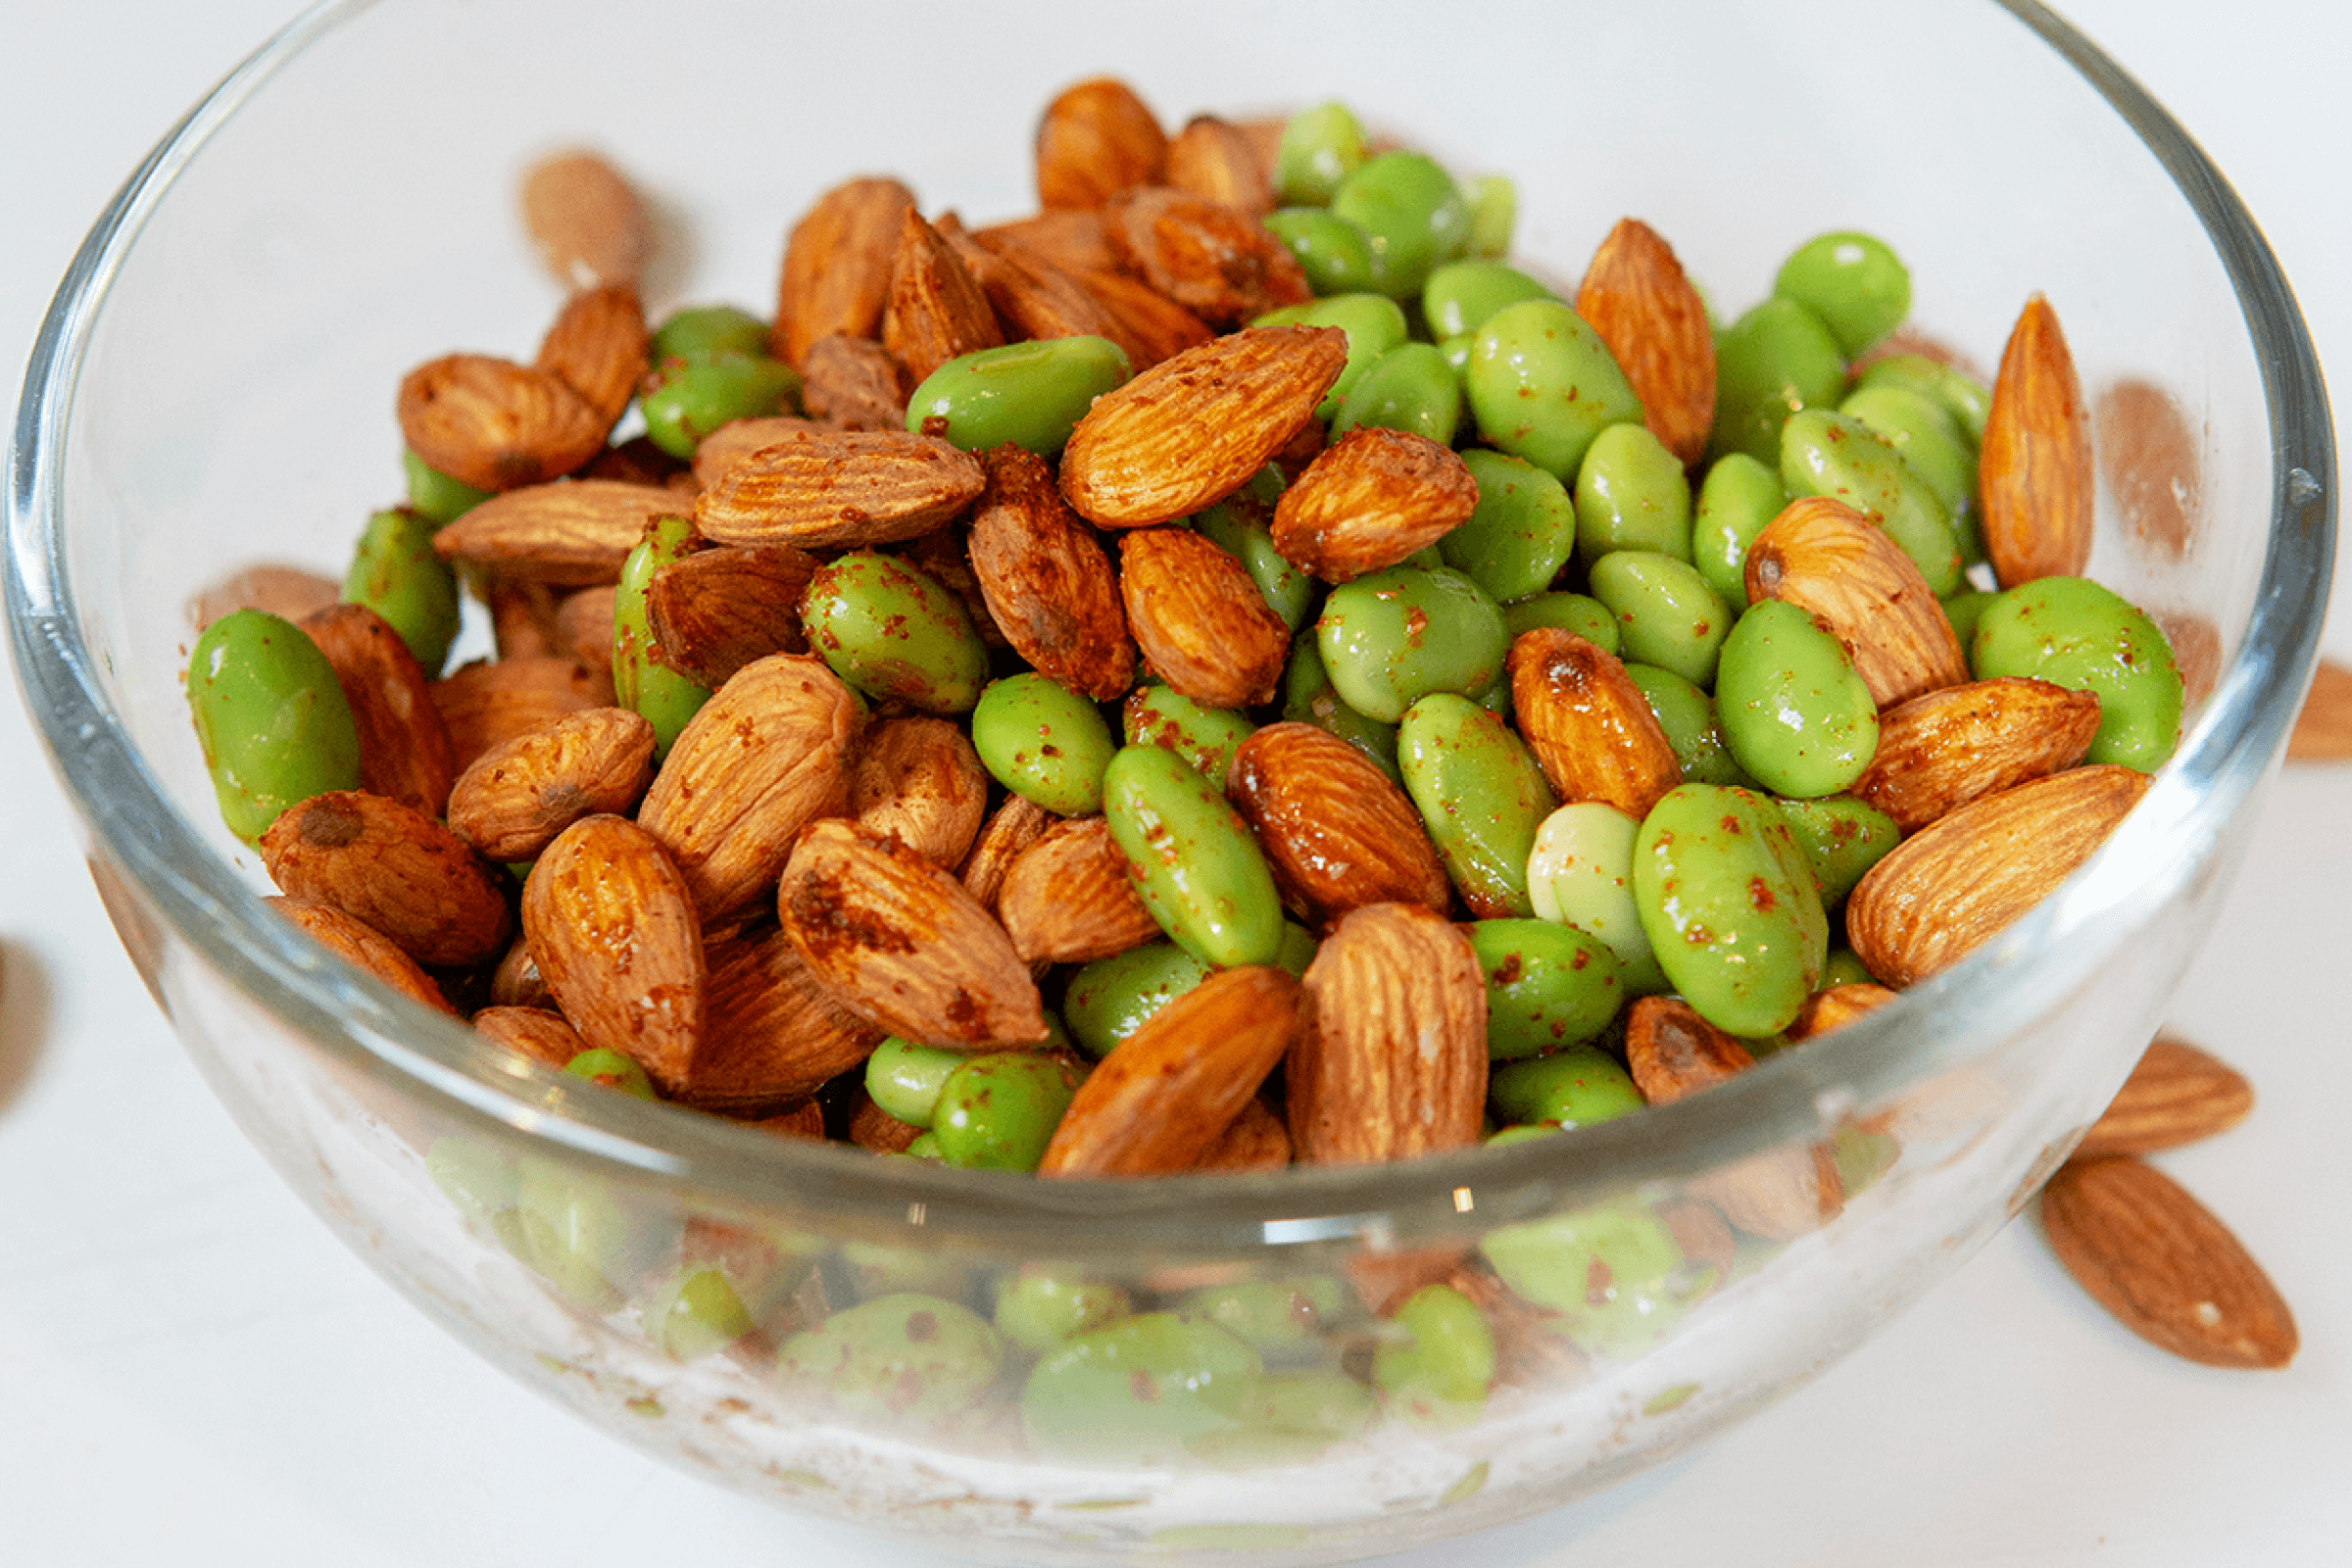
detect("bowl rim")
(5, 0), (2336, 1257)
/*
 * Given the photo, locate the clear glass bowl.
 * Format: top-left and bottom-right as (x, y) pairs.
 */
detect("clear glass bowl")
(6, 1), (2333, 1562)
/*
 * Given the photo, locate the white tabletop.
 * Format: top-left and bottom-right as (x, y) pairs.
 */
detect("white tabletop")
(5, 4), (2348, 1564)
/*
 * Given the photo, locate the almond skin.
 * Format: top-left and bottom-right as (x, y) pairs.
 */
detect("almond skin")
(775, 818), (1048, 1050)
(298, 602), (460, 820)
(996, 815), (1161, 964)
(445, 706), (658, 863)
(1981, 293), (2094, 587)
(2040, 1154), (2296, 1368)
(1289, 903), (1488, 1166)
(1507, 628), (1682, 819)
(518, 149), (648, 290)
(2075, 1036), (2254, 1157)
(260, 791), (514, 969)
(398, 354), (609, 494)
(966, 444), (1137, 700)
(1850, 676), (2103, 833)
(1102, 185), (1311, 328)
(431, 478), (676, 587)
(1035, 77), (1167, 210)
(1575, 218), (1717, 466)
(771, 176), (917, 367)
(1845, 764), (2153, 987)
(1226, 721), (1450, 924)
(692, 428), (987, 550)
(844, 715), (990, 871)
(1118, 526), (1290, 708)
(1270, 426), (1481, 583)
(1744, 496), (1969, 709)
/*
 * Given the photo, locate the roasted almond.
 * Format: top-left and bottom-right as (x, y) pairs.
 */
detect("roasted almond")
(881, 207), (1006, 384)
(966, 444), (1137, 700)
(2075, 1036), (2254, 1157)
(432, 655), (613, 771)
(845, 715), (990, 870)
(1269, 426), (1480, 583)
(691, 415), (826, 489)
(518, 148), (649, 290)
(1163, 115), (1274, 216)
(1575, 218), (1717, 466)
(1070, 267), (1216, 370)
(972, 208), (1119, 277)
(959, 229), (1130, 350)
(1190, 1096), (1292, 1173)
(261, 790), (514, 968)
(398, 354), (609, 494)
(1226, 721), (1450, 924)
(2287, 657), (2352, 761)
(1035, 77), (1167, 210)
(533, 282), (649, 432)
(1850, 676), (2103, 833)
(643, 542), (820, 688)
(298, 602), (460, 820)
(674, 918), (886, 1114)
(771, 175), (917, 367)
(1102, 185), (1311, 327)
(486, 576), (564, 662)
(996, 815), (1162, 966)
(268, 895), (456, 1015)
(1845, 763), (2153, 987)
(1786, 981), (1899, 1044)
(1744, 496), (1968, 709)
(1980, 293), (2094, 587)
(445, 706), (658, 863)
(693, 428), (986, 550)
(431, 478), (676, 587)
(1117, 526), (1291, 709)
(799, 332), (911, 432)
(1507, 627), (1680, 819)
(958, 793), (1059, 914)
(190, 563), (338, 631)
(472, 1004), (585, 1071)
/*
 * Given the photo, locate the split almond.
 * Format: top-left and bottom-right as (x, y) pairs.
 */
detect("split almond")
(995, 815), (1159, 965)
(445, 706), (658, 863)
(1034, 77), (1167, 210)
(1575, 218), (1717, 466)
(771, 176), (917, 367)
(398, 354), (608, 494)
(1118, 526), (1291, 709)
(1850, 676), (2102, 833)
(1744, 497), (1968, 709)
(1981, 293), (2095, 587)
(1226, 721), (1450, 924)
(693, 428), (985, 550)
(518, 149), (648, 290)
(1269, 426), (1480, 583)
(844, 715), (990, 871)
(1102, 185), (1310, 327)
(260, 790), (513, 969)
(431, 478), (676, 586)
(2075, 1036), (2254, 1157)
(1507, 628), (1680, 819)
(966, 444), (1136, 701)
(643, 542), (820, 689)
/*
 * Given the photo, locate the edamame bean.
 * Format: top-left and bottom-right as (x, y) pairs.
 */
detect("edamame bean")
(1576, 422), (1694, 565)
(971, 671), (1118, 813)
(1525, 801), (1669, 995)
(1489, 1044), (1645, 1128)
(995, 1273), (1132, 1354)
(645, 1265), (755, 1361)
(613, 514), (714, 759)
(1332, 341), (1461, 445)
(1940, 587), (1995, 648)
(1372, 1283), (1494, 1430)
(1022, 1312), (1264, 1465)
(1421, 259), (1554, 340)
(1465, 918), (1625, 1059)
(402, 449), (492, 524)
(650, 303), (770, 366)
(1623, 662), (1753, 789)
(1463, 172), (1517, 259)
(1193, 467), (1314, 630)
(514, 1159), (665, 1310)
(1839, 381), (1977, 522)
(1443, 450), (1578, 605)
(932, 1052), (1085, 1171)
(1181, 1276), (1343, 1353)
(1123, 682), (1255, 783)
(803, 551), (989, 715)
(1102, 744), (1284, 968)
(1328, 150), (1470, 298)
(906, 335), (1132, 457)
(1779, 408), (1964, 595)
(1272, 101), (1368, 207)
(1262, 208), (1385, 297)
(1396, 693), (1556, 917)
(1315, 564), (1509, 724)
(1773, 794), (1901, 908)
(1254, 293), (1409, 421)
(1715, 599), (1879, 799)
(865, 1036), (969, 1128)
(1061, 939), (1213, 1057)
(1280, 636), (1401, 779)
(342, 507), (461, 675)
(779, 1293), (1005, 1427)
(1502, 591), (1619, 655)
(185, 608), (363, 843)
(1710, 295), (1846, 466)
(641, 354), (801, 460)
(1631, 783), (1828, 1037)
(1480, 1198), (1698, 1360)
(1971, 575), (2183, 769)
(563, 1047), (657, 1098)
(1774, 230), (1910, 358)
(1467, 300), (1644, 478)
(1856, 351), (1991, 446)
(1691, 452), (1790, 608)
(1588, 552), (1730, 687)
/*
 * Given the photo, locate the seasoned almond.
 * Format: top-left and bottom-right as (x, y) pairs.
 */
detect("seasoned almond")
(518, 148), (649, 290)
(1227, 721), (1449, 924)
(398, 354), (609, 493)
(260, 790), (514, 968)
(958, 793), (1059, 914)
(446, 706), (657, 863)
(1164, 115), (1274, 216)
(691, 415), (826, 489)
(996, 815), (1160, 964)
(554, 585), (618, 678)
(636, 654), (863, 920)
(522, 813), (706, 1093)
(1851, 676), (2102, 833)
(1845, 764), (2153, 987)
(2076, 1036), (2254, 1157)
(431, 478), (675, 586)
(771, 176), (917, 367)
(1786, 981), (1899, 1044)
(1118, 526), (1290, 709)
(744, 1101), (828, 1142)
(1981, 293), (2094, 587)
(472, 1004), (585, 1070)
(1269, 426), (1479, 583)
(643, 542), (819, 688)
(849, 1090), (925, 1154)
(433, 655), (612, 770)
(1039, 966), (1302, 1177)
(845, 715), (990, 870)
(533, 282), (649, 432)
(799, 332), (910, 432)
(583, 432), (691, 491)
(775, 818), (1047, 1050)
(269, 895), (456, 1015)
(1102, 185), (1311, 327)
(1575, 218), (1717, 466)
(1507, 628), (1680, 818)
(2040, 1155), (2296, 1368)
(966, 444), (1136, 700)
(1744, 497), (1968, 709)
(972, 208), (1119, 277)
(298, 602), (460, 819)
(1071, 267), (1216, 370)
(1190, 1096), (1292, 1173)
(2287, 658), (2352, 761)
(881, 208), (1006, 384)
(693, 428), (985, 550)
(486, 576), (564, 662)
(1035, 77), (1167, 210)
(489, 934), (550, 1009)
(1059, 324), (1348, 528)
(1289, 903), (1487, 1165)
(898, 523), (1007, 651)
(674, 918), (885, 1114)
(190, 564), (338, 632)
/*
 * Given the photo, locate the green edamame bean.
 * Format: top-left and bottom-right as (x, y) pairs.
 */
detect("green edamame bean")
(1855, 351), (1991, 447)
(779, 1293), (1005, 1427)
(1525, 801), (1670, 995)
(1180, 1276), (1342, 1353)
(613, 514), (714, 759)
(971, 671), (1117, 813)
(1061, 939), (1213, 1057)
(1396, 693), (1556, 917)
(562, 1047), (657, 1099)
(1716, 599), (1879, 799)
(1486, 1122), (1559, 1147)
(1489, 1044), (1645, 1128)
(1576, 421), (1693, 565)
(425, 1136), (527, 1259)
(1262, 208), (1385, 297)
(840, 1242), (966, 1299)
(1443, 450), (1578, 605)
(1779, 407), (1964, 596)
(1123, 682), (1255, 784)
(402, 449), (493, 524)
(1502, 591), (1619, 656)
(905, 335), (1132, 457)
(342, 507), (461, 675)
(1710, 295), (1847, 466)
(1632, 783), (1829, 1037)
(1463, 172), (1516, 259)
(1773, 795), (1900, 908)
(1465, 918), (1624, 1059)
(995, 1273), (1132, 1354)
(650, 303), (770, 366)
(1480, 1198), (1698, 1360)
(1315, 564), (1509, 724)
(1373, 1283), (1494, 1430)
(1691, 452), (1790, 608)
(1940, 587), (1995, 649)
(1256, 293), (1409, 422)
(1421, 259), (1554, 340)
(1102, 744), (1284, 968)
(185, 608), (363, 843)
(1273, 101), (1369, 207)
(514, 1159), (666, 1310)
(1467, 299), (1644, 479)
(1193, 467), (1314, 631)
(1231, 1369), (1378, 1445)
(645, 1264), (756, 1361)
(1971, 576), (2183, 769)
(1774, 231), (1911, 358)
(1280, 636), (1401, 779)
(803, 551), (989, 715)
(932, 1052), (1085, 1171)
(864, 1036), (969, 1129)
(1821, 946), (1875, 990)
(1275, 919), (1319, 978)
(641, 354), (801, 460)
(1588, 552), (1730, 687)
(1328, 150), (1470, 298)
(1022, 1312), (1264, 1465)
(1839, 382), (1977, 522)
(1332, 341), (1461, 445)
(1623, 662), (1753, 789)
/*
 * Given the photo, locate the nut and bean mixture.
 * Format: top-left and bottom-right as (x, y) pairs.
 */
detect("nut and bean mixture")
(182, 79), (2205, 1443)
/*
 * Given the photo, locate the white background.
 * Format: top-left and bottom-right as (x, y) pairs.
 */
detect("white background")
(4, 3), (2348, 1564)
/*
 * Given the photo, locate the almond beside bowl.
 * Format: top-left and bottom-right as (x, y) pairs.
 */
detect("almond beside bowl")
(4, 1), (2331, 1563)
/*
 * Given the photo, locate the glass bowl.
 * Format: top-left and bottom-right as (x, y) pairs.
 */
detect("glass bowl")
(6, 0), (2332, 1562)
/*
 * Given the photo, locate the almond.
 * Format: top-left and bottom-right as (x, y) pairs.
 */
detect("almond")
(881, 208), (1006, 384)
(1038, 966), (1302, 1177)
(966, 444), (1136, 700)
(674, 918), (885, 1114)
(261, 790), (514, 968)
(446, 706), (658, 863)
(636, 654), (863, 921)
(958, 228), (1129, 348)
(693, 428), (986, 550)
(489, 935), (550, 1010)
(1059, 324), (1348, 528)
(1269, 426), (1480, 583)
(1574, 218), (1717, 466)
(958, 793), (1060, 914)
(1850, 676), (2103, 833)
(582, 432), (692, 490)
(1102, 185), (1310, 327)
(190, 564), (339, 631)
(1845, 763), (2153, 987)
(486, 576), (564, 662)
(1289, 903), (1487, 1166)
(2287, 658), (2352, 761)
(1035, 77), (1167, 210)
(844, 715), (990, 870)
(972, 209), (1119, 277)
(2039, 1154), (2296, 1368)
(2075, 1036), (2254, 1158)
(1070, 267), (1216, 370)
(771, 176), (917, 367)
(432, 654), (612, 771)
(1980, 293), (2094, 587)
(398, 354), (609, 493)
(1163, 115), (1274, 216)
(691, 415), (826, 489)
(1118, 526), (1291, 709)
(533, 282), (649, 432)
(518, 149), (649, 290)
(799, 332), (911, 432)
(521, 813), (707, 1092)
(1507, 628), (1681, 819)
(431, 478), (676, 586)
(995, 815), (1160, 964)
(848, 1091), (925, 1154)
(555, 584), (620, 676)
(1744, 497), (1969, 709)
(1189, 1096), (1292, 1173)
(1227, 721), (1450, 924)
(1786, 981), (1899, 1044)
(268, 896), (456, 1015)
(775, 817), (1048, 1050)
(643, 542), (819, 688)
(298, 602), (460, 819)
(472, 1004), (585, 1070)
